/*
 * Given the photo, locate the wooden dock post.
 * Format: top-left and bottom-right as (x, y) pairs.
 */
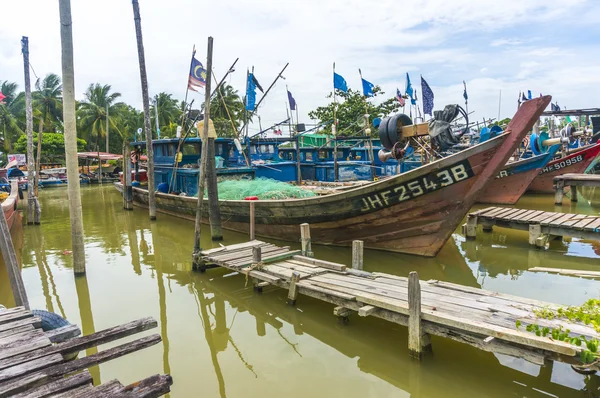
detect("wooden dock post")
(554, 180), (564, 204)
(300, 223), (313, 257)
(570, 186), (578, 202)
(464, 215), (478, 239)
(528, 224), (548, 248)
(252, 246), (261, 264)
(408, 271), (430, 359)
(0, 206), (29, 309)
(287, 271), (300, 305)
(249, 201), (255, 240)
(352, 240), (364, 270)
(123, 142), (133, 210)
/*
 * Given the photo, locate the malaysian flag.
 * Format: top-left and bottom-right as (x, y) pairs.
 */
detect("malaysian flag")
(188, 56), (207, 92)
(421, 76), (434, 116)
(396, 88), (405, 106)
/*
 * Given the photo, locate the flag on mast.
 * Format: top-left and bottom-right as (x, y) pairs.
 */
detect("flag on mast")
(421, 76), (434, 116)
(396, 89), (405, 106)
(333, 71), (348, 92)
(188, 56), (207, 92)
(246, 73), (257, 111)
(287, 89), (297, 111)
(406, 73), (415, 105)
(359, 69), (374, 97)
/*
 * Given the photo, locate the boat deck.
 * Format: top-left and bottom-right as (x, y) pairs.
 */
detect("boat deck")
(465, 206), (600, 247)
(197, 240), (598, 369)
(0, 307), (172, 397)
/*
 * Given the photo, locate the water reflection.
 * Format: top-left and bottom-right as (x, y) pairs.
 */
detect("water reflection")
(9, 185), (600, 397)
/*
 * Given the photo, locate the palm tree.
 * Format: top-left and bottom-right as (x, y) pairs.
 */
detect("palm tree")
(150, 92), (181, 137)
(77, 83), (124, 151)
(33, 74), (63, 193)
(0, 81), (25, 152)
(209, 83), (244, 137)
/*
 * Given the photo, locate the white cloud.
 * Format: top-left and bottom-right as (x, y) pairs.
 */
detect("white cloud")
(0, 0), (598, 135)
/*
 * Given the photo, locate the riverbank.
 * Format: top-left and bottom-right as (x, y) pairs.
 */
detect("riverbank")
(3, 184), (600, 397)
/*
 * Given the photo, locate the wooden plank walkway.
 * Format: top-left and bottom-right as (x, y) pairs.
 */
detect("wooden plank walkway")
(554, 173), (600, 204)
(197, 239), (600, 370)
(0, 307), (172, 397)
(464, 206), (600, 247)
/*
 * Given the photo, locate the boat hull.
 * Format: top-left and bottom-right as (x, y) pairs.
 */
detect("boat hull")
(117, 96), (550, 256)
(527, 143), (600, 193)
(2, 181), (19, 230)
(477, 147), (558, 204)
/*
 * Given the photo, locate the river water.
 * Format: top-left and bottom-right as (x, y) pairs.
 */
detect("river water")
(3, 184), (600, 397)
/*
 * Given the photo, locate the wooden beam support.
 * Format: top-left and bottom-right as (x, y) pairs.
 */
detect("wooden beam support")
(529, 224), (542, 246)
(464, 215), (477, 239)
(287, 271), (300, 305)
(252, 246), (261, 265)
(554, 180), (564, 205)
(300, 223), (313, 257)
(570, 185), (578, 202)
(408, 271), (431, 358)
(358, 305), (377, 317)
(352, 240), (364, 270)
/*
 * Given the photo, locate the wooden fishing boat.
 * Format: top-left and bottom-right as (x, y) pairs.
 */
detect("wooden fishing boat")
(1, 181), (20, 231)
(477, 145), (559, 204)
(526, 142), (600, 193)
(116, 96), (550, 256)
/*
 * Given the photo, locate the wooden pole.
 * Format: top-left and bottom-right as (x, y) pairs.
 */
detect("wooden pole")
(106, 103), (109, 153)
(193, 37), (214, 256)
(570, 186), (578, 202)
(0, 186), (29, 309)
(352, 240), (363, 270)
(201, 38), (222, 241)
(125, 143), (133, 210)
(132, 0), (156, 220)
(408, 271), (424, 359)
(300, 223), (313, 257)
(34, 118), (43, 197)
(58, 0), (86, 274)
(249, 201), (255, 240)
(21, 37), (35, 225)
(287, 271), (300, 305)
(252, 246), (261, 264)
(554, 180), (564, 205)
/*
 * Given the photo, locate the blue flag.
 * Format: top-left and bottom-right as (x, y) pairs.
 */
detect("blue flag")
(463, 81), (468, 101)
(246, 73), (257, 111)
(406, 73), (416, 105)
(361, 78), (374, 97)
(527, 90), (532, 100)
(421, 76), (434, 116)
(333, 72), (348, 92)
(287, 90), (296, 111)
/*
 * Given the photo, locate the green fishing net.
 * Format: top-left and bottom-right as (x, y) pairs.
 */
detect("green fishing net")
(209, 178), (316, 200)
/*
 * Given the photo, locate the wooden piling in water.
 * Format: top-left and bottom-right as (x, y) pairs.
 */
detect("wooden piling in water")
(352, 240), (363, 270)
(287, 272), (300, 305)
(554, 180), (564, 204)
(300, 223), (313, 257)
(123, 142), (133, 210)
(249, 201), (255, 240)
(206, 136), (223, 240)
(408, 271), (430, 359)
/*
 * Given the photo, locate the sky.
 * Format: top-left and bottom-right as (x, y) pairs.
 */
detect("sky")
(1, 0), (599, 137)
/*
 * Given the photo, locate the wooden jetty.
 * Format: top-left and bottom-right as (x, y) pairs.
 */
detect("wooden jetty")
(554, 173), (600, 204)
(195, 231), (600, 370)
(464, 206), (600, 248)
(0, 307), (172, 397)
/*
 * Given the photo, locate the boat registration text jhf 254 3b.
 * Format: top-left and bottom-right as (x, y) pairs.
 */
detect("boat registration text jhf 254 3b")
(359, 160), (475, 212)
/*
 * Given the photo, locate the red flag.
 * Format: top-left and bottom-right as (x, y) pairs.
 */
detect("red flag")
(0, 92), (6, 104)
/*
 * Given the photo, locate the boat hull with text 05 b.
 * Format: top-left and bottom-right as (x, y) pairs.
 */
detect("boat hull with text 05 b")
(115, 96), (551, 257)
(527, 143), (600, 194)
(477, 145), (559, 205)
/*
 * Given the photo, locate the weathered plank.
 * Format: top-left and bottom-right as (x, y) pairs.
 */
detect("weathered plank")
(529, 267), (600, 278)
(121, 373), (173, 397)
(0, 334), (162, 396)
(11, 370), (93, 398)
(292, 256), (347, 272)
(0, 317), (158, 371)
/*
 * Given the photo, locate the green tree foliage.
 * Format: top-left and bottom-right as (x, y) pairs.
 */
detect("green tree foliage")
(308, 87), (400, 136)
(77, 83), (124, 150)
(0, 81), (25, 151)
(14, 132), (86, 164)
(33, 74), (63, 133)
(151, 92), (182, 136)
(209, 83), (244, 137)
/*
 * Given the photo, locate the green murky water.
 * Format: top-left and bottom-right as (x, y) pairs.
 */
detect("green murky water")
(3, 184), (600, 397)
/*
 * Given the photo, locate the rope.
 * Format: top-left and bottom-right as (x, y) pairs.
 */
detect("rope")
(243, 261), (265, 287)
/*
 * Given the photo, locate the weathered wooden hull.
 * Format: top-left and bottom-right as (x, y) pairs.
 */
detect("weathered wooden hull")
(2, 181), (19, 230)
(117, 96), (550, 256)
(527, 143), (600, 193)
(477, 147), (558, 205)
